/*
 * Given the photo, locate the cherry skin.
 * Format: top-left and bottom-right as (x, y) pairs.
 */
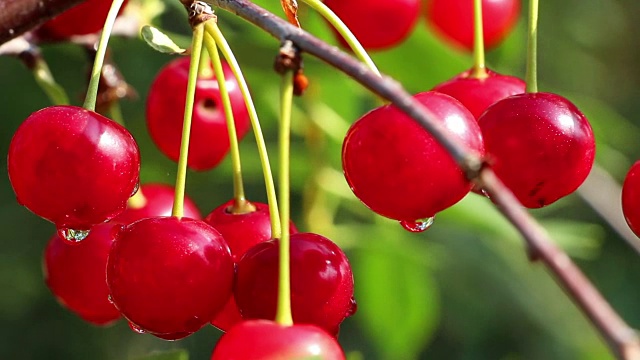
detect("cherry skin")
(432, 68), (525, 119)
(621, 161), (640, 237)
(323, 0), (421, 50)
(106, 216), (234, 339)
(342, 91), (485, 223)
(234, 233), (355, 336)
(113, 183), (201, 224)
(44, 222), (121, 325)
(478, 92), (595, 208)
(205, 199), (298, 331)
(426, 0), (521, 51)
(211, 320), (345, 360)
(146, 57), (250, 171)
(8, 105), (140, 237)
(38, 0), (130, 40)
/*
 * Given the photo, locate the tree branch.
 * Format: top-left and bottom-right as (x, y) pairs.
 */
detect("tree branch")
(0, 0), (85, 44)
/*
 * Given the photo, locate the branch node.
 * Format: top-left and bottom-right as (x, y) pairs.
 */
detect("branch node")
(274, 40), (308, 95)
(185, 1), (216, 28)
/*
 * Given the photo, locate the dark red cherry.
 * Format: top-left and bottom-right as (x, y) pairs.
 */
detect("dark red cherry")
(38, 0), (130, 40)
(211, 320), (345, 359)
(106, 217), (234, 339)
(44, 222), (120, 325)
(621, 161), (640, 237)
(432, 68), (525, 119)
(8, 105), (140, 239)
(113, 183), (201, 224)
(478, 92), (595, 208)
(146, 57), (250, 171)
(205, 199), (298, 331)
(342, 91), (485, 223)
(323, 0), (421, 50)
(235, 233), (355, 336)
(426, 0), (521, 51)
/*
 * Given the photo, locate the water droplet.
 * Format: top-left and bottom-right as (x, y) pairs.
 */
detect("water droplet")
(130, 182), (140, 197)
(107, 295), (114, 304)
(346, 297), (358, 317)
(399, 217), (434, 233)
(57, 228), (90, 243)
(128, 322), (146, 334)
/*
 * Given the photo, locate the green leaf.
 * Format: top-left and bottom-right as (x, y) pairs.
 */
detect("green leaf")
(141, 25), (187, 55)
(134, 349), (189, 360)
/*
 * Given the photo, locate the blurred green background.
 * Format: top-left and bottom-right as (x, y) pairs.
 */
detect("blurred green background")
(1, 0), (639, 359)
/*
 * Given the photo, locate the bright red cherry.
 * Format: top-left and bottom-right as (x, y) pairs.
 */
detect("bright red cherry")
(106, 217), (234, 339)
(342, 91), (485, 223)
(44, 222), (120, 325)
(235, 233), (355, 336)
(113, 183), (201, 224)
(146, 57), (250, 171)
(426, 0), (521, 51)
(38, 0), (130, 40)
(211, 320), (345, 359)
(323, 0), (421, 50)
(205, 199), (298, 331)
(478, 92), (595, 208)
(8, 105), (140, 241)
(432, 68), (525, 119)
(621, 162), (640, 237)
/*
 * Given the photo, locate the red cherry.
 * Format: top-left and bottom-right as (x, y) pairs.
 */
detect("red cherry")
(323, 0), (421, 50)
(621, 161), (640, 237)
(432, 68), (525, 119)
(211, 320), (345, 359)
(44, 222), (120, 325)
(38, 0), (130, 40)
(234, 233), (355, 336)
(426, 0), (521, 51)
(478, 92), (595, 208)
(113, 183), (201, 224)
(8, 105), (140, 239)
(146, 57), (250, 171)
(106, 217), (234, 339)
(342, 91), (485, 223)
(204, 199), (298, 331)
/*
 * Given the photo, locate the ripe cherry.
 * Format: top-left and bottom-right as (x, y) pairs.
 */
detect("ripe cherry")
(8, 105), (140, 241)
(323, 0), (421, 50)
(106, 217), (234, 339)
(478, 92), (595, 208)
(426, 0), (521, 51)
(621, 161), (640, 237)
(44, 222), (121, 325)
(235, 233), (355, 336)
(146, 57), (250, 171)
(38, 0), (130, 40)
(113, 183), (201, 224)
(432, 68), (525, 119)
(205, 199), (298, 331)
(211, 320), (345, 359)
(342, 91), (485, 223)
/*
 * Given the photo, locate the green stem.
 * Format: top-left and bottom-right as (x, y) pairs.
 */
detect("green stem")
(300, 0), (380, 76)
(525, 0), (538, 93)
(82, 0), (126, 111)
(275, 69), (294, 326)
(108, 101), (125, 126)
(198, 46), (214, 79)
(205, 29), (253, 214)
(204, 22), (282, 237)
(471, 0), (487, 78)
(171, 23), (205, 218)
(33, 57), (70, 105)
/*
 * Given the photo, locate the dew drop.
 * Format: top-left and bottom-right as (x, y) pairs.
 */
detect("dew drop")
(57, 228), (90, 243)
(399, 217), (434, 233)
(128, 322), (146, 334)
(130, 182), (140, 197)
(107, 295), (114, 304)
(346, 297), (358, 317)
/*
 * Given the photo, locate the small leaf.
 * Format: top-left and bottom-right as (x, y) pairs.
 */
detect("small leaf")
(134, 349), (189, 360)
(141, 25), (187, 55)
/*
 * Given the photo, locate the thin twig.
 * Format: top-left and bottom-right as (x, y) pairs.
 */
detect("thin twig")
(0, 0), (85, 44)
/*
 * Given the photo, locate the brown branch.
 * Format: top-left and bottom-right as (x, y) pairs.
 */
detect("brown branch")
(0, 0), (85, 44)
(204, 0), (640, 358)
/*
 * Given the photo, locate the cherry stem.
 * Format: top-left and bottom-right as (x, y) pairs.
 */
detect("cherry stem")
(525, 0), (539, 93)
(205, 25), (253, 214)
(171, 23), (204, 218)
(275, 69), (295, 327)
(108, 101), (125, 126)
(82, 0), (125, 111)
(204, 22), (282, 237)
(33, 56), (70, 105)
(300, 0), (380, 76)
(198, 44), (214, 79)
(470, 0), (487, 78)
(127, 188), (147, 209)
